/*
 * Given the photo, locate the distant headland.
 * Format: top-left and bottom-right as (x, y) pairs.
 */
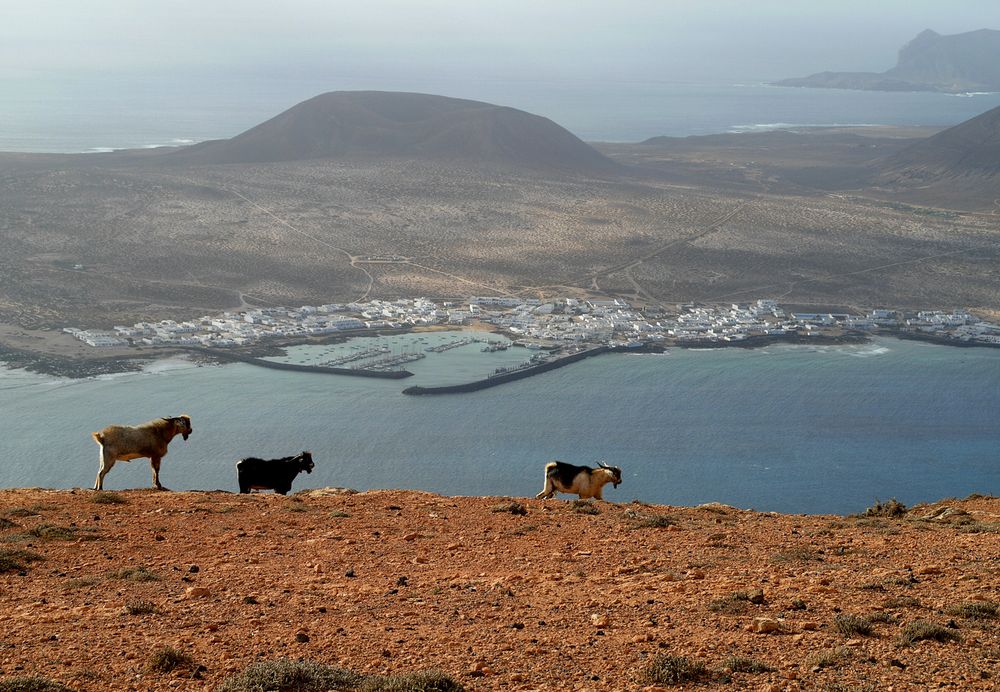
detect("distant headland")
(775, 28), (1000, 93)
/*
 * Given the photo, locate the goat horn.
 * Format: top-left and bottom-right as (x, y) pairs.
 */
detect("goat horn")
(597, 460), (609, 468)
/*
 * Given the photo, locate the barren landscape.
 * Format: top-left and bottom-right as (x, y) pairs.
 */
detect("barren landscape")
(2, 134), (998, 338)
(0, 489), (996, 690)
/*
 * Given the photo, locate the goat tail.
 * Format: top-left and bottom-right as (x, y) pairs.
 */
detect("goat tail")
(92, 432), (103, 445)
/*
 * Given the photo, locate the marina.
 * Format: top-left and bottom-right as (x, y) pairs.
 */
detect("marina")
(425, 337), (482, 352)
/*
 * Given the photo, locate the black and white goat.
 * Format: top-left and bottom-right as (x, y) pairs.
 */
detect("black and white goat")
(236, 451), (314, 495)
(535, 460), (622, 500)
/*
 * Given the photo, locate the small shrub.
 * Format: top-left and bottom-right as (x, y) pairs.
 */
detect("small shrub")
(5, 509), (39, 519)
(899, 620), (961, 645)
(867, 611), (898, 625)
(330, 510), (351, 518)
(0, 518), (17, 530)
(124, 600), (157, 615)
(625, 511), (677, 529)
(957, 522), (1000, 534)
(216, 659), (365, 692)
(833, 614), (872, 637)
(147, 646), (195, 673)
(769, 547), (818, 563)
(509, 524), (537, 536)
(24, 525), (79, 541)
(0, 548), (43, 573)
(109, 566), (159, 582)
(806, 646), (851, 670)
(571, 500), (600, 515)
(91, 492), (127, 505)
(640, 654), (709, 685)
(363, 670), (465, 691)
(858, 498), (907, 518)
(883, 595), (922, 609)
(64, 577), (100, 589)
(490, 502), (528, 516)
(722, 656), (774, 674)
(858, 582), (886, 592)
(708, 592), (752, 614)
(0, 677), (73, 692)
(947, 601), (998, 620)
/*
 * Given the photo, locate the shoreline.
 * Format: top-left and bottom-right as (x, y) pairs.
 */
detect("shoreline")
(2, 327), (996, 384)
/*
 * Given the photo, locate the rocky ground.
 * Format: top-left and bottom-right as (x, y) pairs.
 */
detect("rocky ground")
(0, 489), (996, 690)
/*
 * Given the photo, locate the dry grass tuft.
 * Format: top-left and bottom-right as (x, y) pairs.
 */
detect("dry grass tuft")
(490, 502), (528, 516)
(857, 498), (907, 518)
(91, 492), (127, 505)
(640, 654), (709, 685)
(147, 646), (196, 674)
(0, 548), (43, 573)
(833, 614), (873, 637)
(0, 677), (73, 692)
(899, 620), (961, 645)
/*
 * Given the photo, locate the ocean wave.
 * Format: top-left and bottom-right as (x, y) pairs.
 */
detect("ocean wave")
(954, 91), (998, 97)
(728, 122), (883, 133)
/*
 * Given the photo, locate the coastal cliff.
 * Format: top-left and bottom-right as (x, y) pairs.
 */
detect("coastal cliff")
(0, 488), (995, 690)
(775, 28), (1000, 93)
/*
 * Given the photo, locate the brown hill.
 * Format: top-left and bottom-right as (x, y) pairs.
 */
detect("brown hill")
(176, 91), (617, 172)
(874, 104), (1000, 209)
(883, 104), (1000, 179)
(0, 488), (996, 690)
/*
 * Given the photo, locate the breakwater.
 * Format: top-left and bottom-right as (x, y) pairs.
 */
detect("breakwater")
(402, 346), (609, 395)
(184, 347), (414, 379)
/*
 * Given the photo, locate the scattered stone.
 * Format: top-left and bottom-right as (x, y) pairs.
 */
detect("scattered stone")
(294, 632), (310, 643)
(345, 568), (356, 578)
(752, 617), (785, 634)
(748, 588), (766, 604)
(590, 613), (610, 627)
(184, 586), (210, 599)
(188, 564), (199, 573)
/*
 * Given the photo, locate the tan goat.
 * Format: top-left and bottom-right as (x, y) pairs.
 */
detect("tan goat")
(92, 415), (192, 490)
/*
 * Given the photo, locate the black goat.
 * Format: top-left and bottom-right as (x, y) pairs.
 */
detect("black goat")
(236, 451), (314, 495)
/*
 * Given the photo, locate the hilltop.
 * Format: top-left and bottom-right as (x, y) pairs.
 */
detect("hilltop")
(172, 91), (617, 172)
(0, 488), (996, 690)
(775, 28), (1000, 93)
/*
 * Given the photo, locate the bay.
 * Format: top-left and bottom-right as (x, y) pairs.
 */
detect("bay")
(1, 335), (996, 514)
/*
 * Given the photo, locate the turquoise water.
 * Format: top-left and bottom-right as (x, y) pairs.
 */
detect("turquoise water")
(1, 336), (996, 513)
(3, 75), (1000, 152)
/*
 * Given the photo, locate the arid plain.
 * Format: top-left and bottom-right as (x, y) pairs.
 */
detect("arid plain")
(1, 128), (998, 338)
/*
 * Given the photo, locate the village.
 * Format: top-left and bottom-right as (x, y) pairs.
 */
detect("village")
(62, 296), (1000, 351)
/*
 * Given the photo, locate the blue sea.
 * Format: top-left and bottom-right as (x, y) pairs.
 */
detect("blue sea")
(2, 73), (1000, 152)
(1, 76), (998, 511)
(1, 335), (997, 513)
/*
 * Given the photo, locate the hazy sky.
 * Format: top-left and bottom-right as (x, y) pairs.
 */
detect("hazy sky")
(4, 1), (1000, 83)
